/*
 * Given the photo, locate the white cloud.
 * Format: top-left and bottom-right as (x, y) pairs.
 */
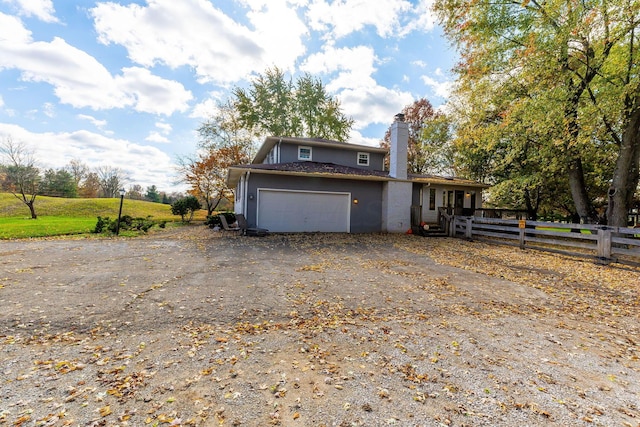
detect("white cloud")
(240, 0), (308, 72)
(0, 94), (16, 117)
(2, 0), (58, 23)
(77, 114), (107, 128)
(90, 0), (308, 85)
(301, 44), (376, 74)
(0, 11), (33, 42)
(43, 102), (54, 118)
(0, 23), (193, 115)
(190, 98), (221, 120)
(306, 0), (412, 40)
(397, 0), (437, 36)
(0, 123), (181, 190)
(421, 74), (453, 99)
(347, 128), (383, 147)
(339, 85), (414, 130)
(145, 121), (173, 143)
(155, 121), (173, 135)
(145, 131), (170, 144)
(301, 44), (412, 129)
(301, 45), (378, 91)
(115, 67), (192, 115)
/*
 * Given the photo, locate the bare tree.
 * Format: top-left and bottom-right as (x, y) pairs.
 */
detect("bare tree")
(95, 166), (127, 198)
(0, 136), (40, 218)
(65, 159), (89, 187)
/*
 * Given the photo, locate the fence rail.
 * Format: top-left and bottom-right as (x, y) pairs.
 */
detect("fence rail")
(449, 216), (640, 263)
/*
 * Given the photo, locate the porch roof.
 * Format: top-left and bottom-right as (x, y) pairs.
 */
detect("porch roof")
(409, 173), (490, 189)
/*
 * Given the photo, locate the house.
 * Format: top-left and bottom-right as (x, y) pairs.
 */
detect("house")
(227, 114), (488, 233)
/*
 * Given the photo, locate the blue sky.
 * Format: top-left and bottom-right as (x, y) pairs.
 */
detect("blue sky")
(0, 0), (457, 192)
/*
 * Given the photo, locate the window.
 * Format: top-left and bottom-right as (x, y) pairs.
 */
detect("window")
(298, 146), (312, 161)
(429, 188), (436, 210)
(357, 152), (370, 166)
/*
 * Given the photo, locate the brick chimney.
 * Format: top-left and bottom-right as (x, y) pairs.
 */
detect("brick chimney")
(389, 113), (408, 179)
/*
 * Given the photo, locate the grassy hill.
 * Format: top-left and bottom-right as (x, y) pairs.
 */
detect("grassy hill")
(0, 193), (186, 219)
(0, 193), (207, 239)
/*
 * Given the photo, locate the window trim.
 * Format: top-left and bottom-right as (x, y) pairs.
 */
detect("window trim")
(357, 152), (370, 166)
(298, 146), (312, 161)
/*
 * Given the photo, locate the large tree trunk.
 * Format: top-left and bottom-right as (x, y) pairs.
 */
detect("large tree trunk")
(565, 87), (598, 223)
(567, 156), (598, 223)
(608, 96), (640, 227)
(524, 187), (540, 220)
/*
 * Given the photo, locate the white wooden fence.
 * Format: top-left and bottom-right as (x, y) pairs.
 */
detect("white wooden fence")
(448, 216), (640, 263)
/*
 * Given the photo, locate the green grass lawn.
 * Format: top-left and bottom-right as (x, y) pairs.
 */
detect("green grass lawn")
(0, 193), (208, 239)
(0, 216), (98, 239)
(536, 226), (592, 234)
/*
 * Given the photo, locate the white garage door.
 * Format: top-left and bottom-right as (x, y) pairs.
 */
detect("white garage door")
(257, 189), (350, 232)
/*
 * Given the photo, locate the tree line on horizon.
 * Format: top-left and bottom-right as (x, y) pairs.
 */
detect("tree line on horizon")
(0, 137), (181, 219)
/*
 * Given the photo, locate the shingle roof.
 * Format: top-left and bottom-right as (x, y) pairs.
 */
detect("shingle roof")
(409, 173), (490, 188)
(231, 161), (390, 179)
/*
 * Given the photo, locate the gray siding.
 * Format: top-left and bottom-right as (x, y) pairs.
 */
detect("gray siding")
(244, 173), (383, 233)
(276, 142), (385, 171)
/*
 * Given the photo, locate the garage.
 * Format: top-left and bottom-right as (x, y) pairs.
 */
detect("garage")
(257, 189), (351, 232)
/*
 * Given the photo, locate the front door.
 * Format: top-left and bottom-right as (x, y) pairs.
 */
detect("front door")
(455, 190), (465, 215)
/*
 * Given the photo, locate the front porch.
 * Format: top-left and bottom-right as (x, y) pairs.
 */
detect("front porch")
(409, 181), (487, 235)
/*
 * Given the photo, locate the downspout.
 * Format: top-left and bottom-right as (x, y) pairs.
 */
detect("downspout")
(243, 171), (250, 217)
(277, 138), (282, 163)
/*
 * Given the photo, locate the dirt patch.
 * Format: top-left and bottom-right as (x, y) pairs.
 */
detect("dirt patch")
(1, 226), (639, 426)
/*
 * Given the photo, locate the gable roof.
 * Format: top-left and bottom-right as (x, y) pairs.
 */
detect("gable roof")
(252, 136), (388, 164)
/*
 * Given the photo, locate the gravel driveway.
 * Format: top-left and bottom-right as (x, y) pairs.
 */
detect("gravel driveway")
(1, 226), (639, 426)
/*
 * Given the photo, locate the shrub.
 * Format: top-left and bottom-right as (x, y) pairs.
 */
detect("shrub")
(94, 216), (110, 233)
(205, 212), (235, 229)
(109, 215), (134, 233)
(171, 196), (202, 222)
(93, 215), (159, 235)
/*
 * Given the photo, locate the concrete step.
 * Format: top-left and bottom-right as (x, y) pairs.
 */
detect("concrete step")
(412, 225), (448, 237)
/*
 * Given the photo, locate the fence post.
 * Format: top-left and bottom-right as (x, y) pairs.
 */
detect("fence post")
(449, 216), (456, 237)
(518, 219), (526, 249)
(597, 227), (613, 263)
(465, 217), (473, 240)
